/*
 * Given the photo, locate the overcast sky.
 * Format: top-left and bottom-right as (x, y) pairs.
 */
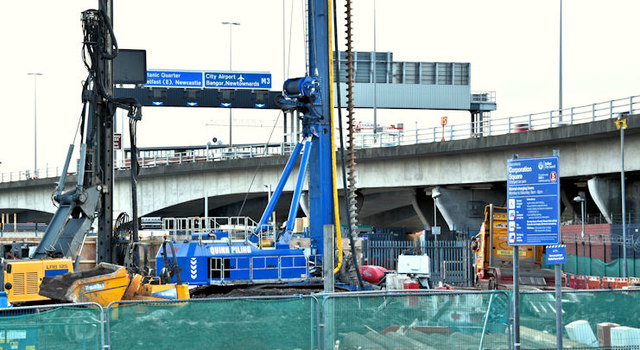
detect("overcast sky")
(0, 0), (639, 173)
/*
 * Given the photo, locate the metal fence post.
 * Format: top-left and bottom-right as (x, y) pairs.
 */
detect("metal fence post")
(549, 110), (553, 128)
(570, 107), (574, 124)
(101, 305), (108, 349)
(610, 100), (613, 119)
(592, 103), (596, 121)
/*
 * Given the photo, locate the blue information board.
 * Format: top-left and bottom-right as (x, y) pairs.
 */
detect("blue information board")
(146, 70), (203, 88)
(204, 72), (271, 89)
(545, 245), (567, 265)
(507, 156), (560, 246)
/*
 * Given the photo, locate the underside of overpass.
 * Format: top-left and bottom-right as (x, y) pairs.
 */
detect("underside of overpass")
(119, 171), (640, 239)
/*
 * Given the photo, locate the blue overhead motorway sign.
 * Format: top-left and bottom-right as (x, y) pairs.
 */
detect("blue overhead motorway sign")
(507, 156), (560, 246)
(145, 70), (271, 89)
(204, 72), (271, 89)
(146, 70), (203, 88)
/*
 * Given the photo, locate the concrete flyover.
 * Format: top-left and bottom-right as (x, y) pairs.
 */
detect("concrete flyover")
(0, 114), (638, 237)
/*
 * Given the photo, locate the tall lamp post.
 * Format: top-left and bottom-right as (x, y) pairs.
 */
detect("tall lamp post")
(28, 72), (43, 178)
(574, 195), (585, 273)
(372, 0), (378, 139)
(432, 190), (441, 242)
(559, 0), (563, 120)
(222, 21), (240, 148)
(617, 114), (628, 277)
(432, 189), (441, 281)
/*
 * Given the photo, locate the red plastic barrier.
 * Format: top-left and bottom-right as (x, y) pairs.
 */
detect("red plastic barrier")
(587, 276), (602, 289)
(602, 277), (629, 289)
(569, 275), (587, 289)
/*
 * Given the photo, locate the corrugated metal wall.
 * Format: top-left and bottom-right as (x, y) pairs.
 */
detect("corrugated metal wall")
(333, 51), (472, 110)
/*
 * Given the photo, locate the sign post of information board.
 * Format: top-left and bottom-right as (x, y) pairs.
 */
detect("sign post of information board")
(507, 155), (561, 350)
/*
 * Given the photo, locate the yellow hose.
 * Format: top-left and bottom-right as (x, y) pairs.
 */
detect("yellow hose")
(327, 0), (343, 275)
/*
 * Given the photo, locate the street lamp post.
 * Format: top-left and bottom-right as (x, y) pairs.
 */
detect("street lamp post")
(432, 191), (441, 243)
(28, 72), (43, 178)
(373, 0), (378, 139)
(432, 189), (441, 282)
(617, 114), (628, 277)
(222, 21), (240, 148)
(559, 0), (563, 120)
(574, 195), (585, 273)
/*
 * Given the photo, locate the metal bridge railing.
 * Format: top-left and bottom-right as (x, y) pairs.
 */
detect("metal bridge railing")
(1, 95), (636, 183)
(162, 216), (261, 243)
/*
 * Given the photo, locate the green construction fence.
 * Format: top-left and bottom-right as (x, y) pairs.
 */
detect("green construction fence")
(544, 254), (640, 277)
(3, 289), (640, 349)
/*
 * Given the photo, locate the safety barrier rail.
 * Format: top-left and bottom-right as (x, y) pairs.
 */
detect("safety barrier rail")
(162, 216), (261, 243)
(1, 95), (637, 183)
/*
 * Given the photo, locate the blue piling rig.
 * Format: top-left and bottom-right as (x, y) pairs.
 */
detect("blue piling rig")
(156, 0), (341, 287)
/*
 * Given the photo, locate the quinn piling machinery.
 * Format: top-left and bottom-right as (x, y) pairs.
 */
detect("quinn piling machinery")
(155, 0), (365, 290)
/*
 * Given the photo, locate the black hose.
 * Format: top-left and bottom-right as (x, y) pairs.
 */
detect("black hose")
(129, 119), (140, 268)
(332, 0), (364, 290)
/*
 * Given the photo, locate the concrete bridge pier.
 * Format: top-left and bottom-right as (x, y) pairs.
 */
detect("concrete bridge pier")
(429, 186), (506, 237)
(588, 176), (640, 224)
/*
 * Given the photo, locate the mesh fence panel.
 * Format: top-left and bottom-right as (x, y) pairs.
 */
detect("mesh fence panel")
(0, 305), (102, 350)
(520, 290), (640, 348)
(323, 292), (511, 350)
(107, 297), (316, 350)
(552, 255), (640, 277)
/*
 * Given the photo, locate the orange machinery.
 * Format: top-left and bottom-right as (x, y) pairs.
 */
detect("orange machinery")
(471, 205), (556, 289)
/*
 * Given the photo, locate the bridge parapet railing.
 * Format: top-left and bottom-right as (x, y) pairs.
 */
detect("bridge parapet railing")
(0, 95), (637, 182)
(353, 94), (639, 146)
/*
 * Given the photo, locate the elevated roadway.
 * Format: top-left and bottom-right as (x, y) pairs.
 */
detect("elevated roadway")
(1, 113), (637, 237)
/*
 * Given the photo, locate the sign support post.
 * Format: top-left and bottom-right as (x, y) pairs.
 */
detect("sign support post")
(553, 149), (562, 350)
(511, 155), (520, 350)
(554, 254), (563, 349)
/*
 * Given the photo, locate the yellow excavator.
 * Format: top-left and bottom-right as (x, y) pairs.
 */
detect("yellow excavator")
(471, 204), (557, 289)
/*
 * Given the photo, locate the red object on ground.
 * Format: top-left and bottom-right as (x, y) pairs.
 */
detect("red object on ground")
(569, 275), (587, 289)
(403, 281), (419, 289)
(359, 265), (388, 284)
(587, 276), (602, 289)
